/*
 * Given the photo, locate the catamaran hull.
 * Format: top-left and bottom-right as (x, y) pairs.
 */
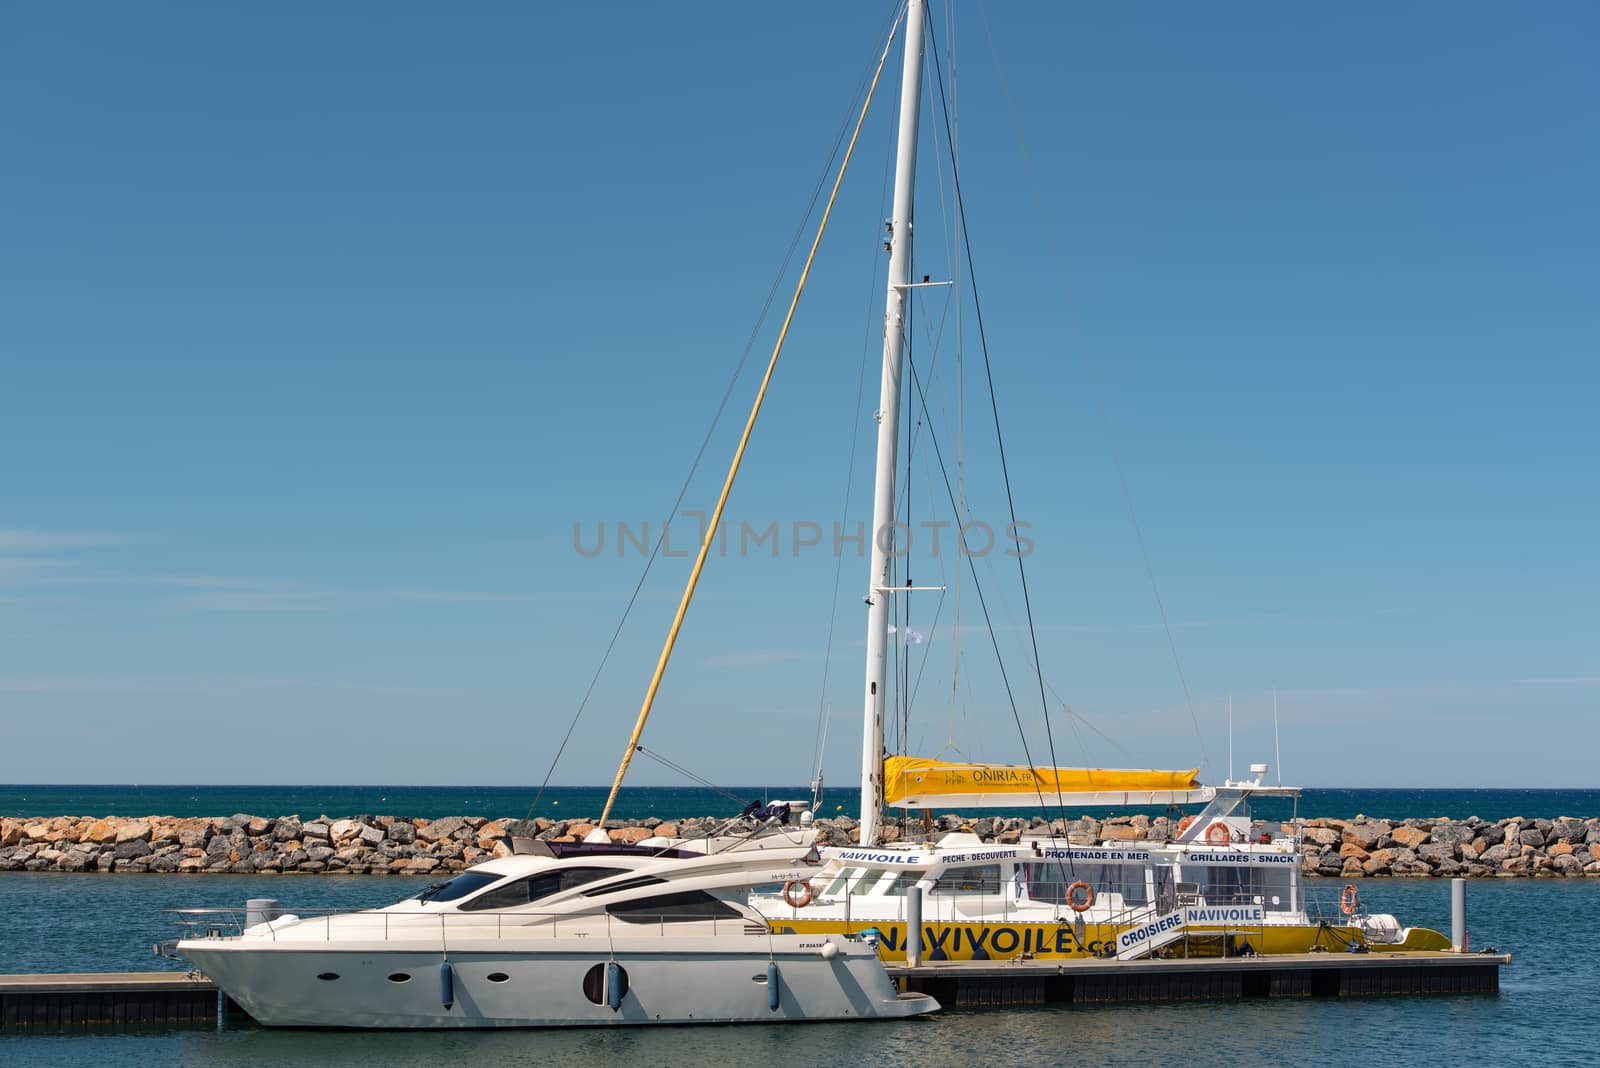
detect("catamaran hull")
(178, 937), (937, 1028)
(769, 918), (1452, 961)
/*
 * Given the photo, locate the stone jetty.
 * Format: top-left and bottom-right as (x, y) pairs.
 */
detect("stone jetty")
(0, 812), (1596, 877)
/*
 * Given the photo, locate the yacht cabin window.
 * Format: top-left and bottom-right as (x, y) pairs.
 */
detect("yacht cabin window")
(459, 866), (628, 911)
(885, 871), (926, 896)
(932, 865), (1002, 895)
(1023, 862), (1148, 907)
(606, 890), (742, 925)
(822, 867), (861, 898)
(412, 871), (500, 904)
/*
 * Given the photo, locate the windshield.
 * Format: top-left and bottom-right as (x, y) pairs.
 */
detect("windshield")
(407, 870), (502, 905)
(459, 867), (628, 912)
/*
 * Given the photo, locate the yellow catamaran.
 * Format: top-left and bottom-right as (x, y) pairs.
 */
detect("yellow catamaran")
(589, 0), (1451, 966)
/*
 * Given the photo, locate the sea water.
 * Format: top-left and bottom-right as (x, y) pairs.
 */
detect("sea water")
(4, 784), (1598, 823)
(0, 872), (1594, 1066)
(3, 786), (1597, 1065)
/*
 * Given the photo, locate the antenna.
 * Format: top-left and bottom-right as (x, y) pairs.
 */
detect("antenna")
(1227, 691), (1234, 784)
(1273, 688), (1282, 786)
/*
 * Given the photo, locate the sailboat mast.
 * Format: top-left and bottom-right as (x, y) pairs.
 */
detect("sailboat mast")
(860, 0), (927, 847)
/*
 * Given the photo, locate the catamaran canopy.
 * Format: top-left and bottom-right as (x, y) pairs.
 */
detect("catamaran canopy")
(883, 756), (1215, 809)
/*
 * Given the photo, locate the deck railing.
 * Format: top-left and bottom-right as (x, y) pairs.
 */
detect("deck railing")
(162, 906), (770, 947)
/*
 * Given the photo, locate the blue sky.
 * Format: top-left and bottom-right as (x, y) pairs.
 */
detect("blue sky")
(2, 3), (1595, 789)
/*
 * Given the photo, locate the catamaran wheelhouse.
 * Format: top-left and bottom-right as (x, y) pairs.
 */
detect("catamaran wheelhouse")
(754, 773), (1451, 961)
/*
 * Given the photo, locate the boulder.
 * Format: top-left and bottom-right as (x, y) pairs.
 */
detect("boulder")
(1550, 820), (1587, 843)
(330, 819), (362, 845)
(654, 823), (678, 839)
(1552, 854), (1584, 875)
(1389, 826), (1429, 849)
(1518, 828), (1546, 849)
(405, 856), (442, 874)
(475, 821), (506, 847)
(418, 816), (468, 843)
(81, 818), (120, 844)
(273, 817), (304, 842)
(387, 822), (418, 844)
(113, 839), (153, 861)
(358, 824), (385, 847)
(1429, 822), (1473, 848)
(611, 827), (653, 844)
(1549, 842), (1574, 856)
(301, 821), (331, 841)
(1304, 827), (1340, 848)
(1342, 822), (1391, 850)
(1418, 843), (1458, 864)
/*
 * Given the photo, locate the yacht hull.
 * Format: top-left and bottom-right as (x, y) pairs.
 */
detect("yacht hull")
(178, 935), (936, 1028)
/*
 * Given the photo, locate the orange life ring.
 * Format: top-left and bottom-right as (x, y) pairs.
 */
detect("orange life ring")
(1340, 884), (1360, 916)
(1066, 881), (1095, 912)
(782, 880), (813, 909)
(1204, 822), (1232, 846)
(1177, 815), (1196, 836)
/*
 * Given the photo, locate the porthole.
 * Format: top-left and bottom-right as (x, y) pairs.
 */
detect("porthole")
(316, 972), (340, 981)
(487, 972), (510, 983)
(387, 972), (412, 984)
(581, 962), (628, 1005)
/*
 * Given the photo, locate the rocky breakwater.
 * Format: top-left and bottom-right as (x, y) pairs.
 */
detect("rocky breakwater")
(0, 813), (801, 874)
(0, 814), (527, 875)
(1298, 815), (1600, 878)
(1, 811), (1597, 877)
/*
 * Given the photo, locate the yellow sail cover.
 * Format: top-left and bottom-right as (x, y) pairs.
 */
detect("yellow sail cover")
(884, 756), (1201, 806)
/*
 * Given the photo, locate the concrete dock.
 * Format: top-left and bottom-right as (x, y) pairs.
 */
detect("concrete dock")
(0, 971), (232, 1031)
(888, 950), (1510, 1007)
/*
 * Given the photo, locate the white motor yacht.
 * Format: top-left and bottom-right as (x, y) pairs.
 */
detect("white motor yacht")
(174, 836), (937, 1027)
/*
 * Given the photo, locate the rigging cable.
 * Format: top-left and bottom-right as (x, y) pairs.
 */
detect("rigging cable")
(910, 8), (1075, 880)
(973, 0), (1210, 771)
(523, 5), (910, 822)
(596, 15), (904, 829)
(809, 100), (901, 807)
